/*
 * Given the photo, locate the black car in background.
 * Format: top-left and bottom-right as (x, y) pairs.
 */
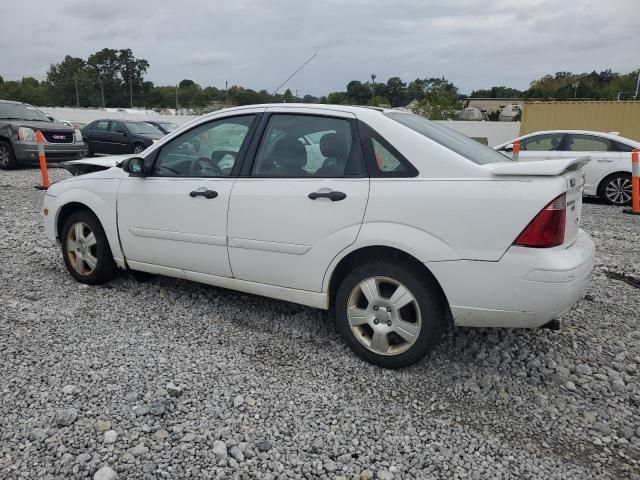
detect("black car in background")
(144, 120), (179, 134)
(81, 119), (164, 156)
(0, 100), (84, 169)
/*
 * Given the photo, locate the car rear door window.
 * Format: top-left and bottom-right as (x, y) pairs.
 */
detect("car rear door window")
(251, 114), (361, 177)
(565, 134), (613, 152)
(152, 115), (256, 177)
(520, 133), (564, 151)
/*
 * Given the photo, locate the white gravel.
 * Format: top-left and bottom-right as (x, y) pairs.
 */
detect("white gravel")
(1, 167), (639, 479)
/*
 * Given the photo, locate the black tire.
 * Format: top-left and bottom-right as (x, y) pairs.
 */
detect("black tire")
(598, 172), (632, 206)
(83, 141), (93, 157)
(131, 143), (146, 155)
(61, 211), (119, 284)
(335, 260), (447, 368)
(0, 141), (17, 170)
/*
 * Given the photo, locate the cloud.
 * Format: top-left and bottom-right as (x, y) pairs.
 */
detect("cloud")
(0, 0), (638, 95)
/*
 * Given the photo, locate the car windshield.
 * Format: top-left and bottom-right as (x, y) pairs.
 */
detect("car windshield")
(385, 111), (508, 165)
(124, 122), (163, 135)
(0, 103), (51, 122)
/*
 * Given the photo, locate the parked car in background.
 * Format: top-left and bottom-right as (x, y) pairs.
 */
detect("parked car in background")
(81, 119), (164, 156)
(495, 130), (638, 206)
(0, 100), (85, 169)
(144, 120), (179, 134)
(44, 104), (594, 368)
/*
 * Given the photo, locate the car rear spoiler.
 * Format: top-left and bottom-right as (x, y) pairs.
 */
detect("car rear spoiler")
(487, 156), (591, 176)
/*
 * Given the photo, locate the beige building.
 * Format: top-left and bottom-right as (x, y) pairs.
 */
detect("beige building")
(465, 98), (525, 114)
(520, 101), (640, 141)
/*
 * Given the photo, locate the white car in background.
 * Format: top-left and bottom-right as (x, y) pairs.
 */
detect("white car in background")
(43, 105), (594, 368)
(495, 130), (638, 206)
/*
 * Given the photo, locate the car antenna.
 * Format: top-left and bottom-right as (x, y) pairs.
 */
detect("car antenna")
(270, 53), (317, 97)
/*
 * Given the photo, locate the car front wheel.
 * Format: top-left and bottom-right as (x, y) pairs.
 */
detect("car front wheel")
(0, 141), (17, 170)
(335, 260), (447, 368)
(600, 172), (632, 206)
(61, 211), (118, 284)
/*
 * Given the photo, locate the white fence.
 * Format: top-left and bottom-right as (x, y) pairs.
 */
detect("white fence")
(40, 107), (520, 147)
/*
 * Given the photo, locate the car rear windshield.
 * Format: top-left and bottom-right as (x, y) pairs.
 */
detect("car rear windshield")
(0, 103), (51, 122)
(385, 112), (508, 165)
(125, 122), (163, 135)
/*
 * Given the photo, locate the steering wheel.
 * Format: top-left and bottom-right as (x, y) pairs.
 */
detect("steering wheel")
(190, 157), (222, 176)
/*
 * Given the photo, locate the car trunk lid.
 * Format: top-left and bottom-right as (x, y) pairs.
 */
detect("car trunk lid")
(488, 156), (589, 247)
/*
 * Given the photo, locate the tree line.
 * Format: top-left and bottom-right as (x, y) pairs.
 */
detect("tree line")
(0, 48), (638, 119)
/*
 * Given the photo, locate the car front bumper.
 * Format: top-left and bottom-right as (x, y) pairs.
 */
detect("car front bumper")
(427, 229), (596, 328)
(13, 142), (85, 163)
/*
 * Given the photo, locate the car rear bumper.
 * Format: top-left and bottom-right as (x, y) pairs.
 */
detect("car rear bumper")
(427, 229), (595, 328)
(13, 142), (85, 163)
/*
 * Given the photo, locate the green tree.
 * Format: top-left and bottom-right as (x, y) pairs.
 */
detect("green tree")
(346, 81), (370, 105)
(385, 77), (408, 107)
(412, 77), (461, 120)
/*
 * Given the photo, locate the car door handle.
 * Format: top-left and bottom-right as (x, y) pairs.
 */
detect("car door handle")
(189, 189), (218, 199)
(308, 190), (347, 201)
(596, 159), (614, 163)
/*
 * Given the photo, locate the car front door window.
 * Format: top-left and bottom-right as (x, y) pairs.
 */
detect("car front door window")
(520, 133), (564, 151)
(153, 115), (256, 177)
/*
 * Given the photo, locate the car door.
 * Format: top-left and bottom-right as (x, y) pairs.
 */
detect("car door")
(117, 113), (260, 277)
(87, 120), (110, 154)
(560, 134), (623, 193)
(108, 121), (130, 154)
(227, 109), (369, 292)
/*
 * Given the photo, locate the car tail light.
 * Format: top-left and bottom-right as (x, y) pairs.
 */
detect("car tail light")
(514, 193), (566, 248)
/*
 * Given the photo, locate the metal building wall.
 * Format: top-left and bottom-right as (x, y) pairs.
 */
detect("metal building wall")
(520, 101), (640, 141)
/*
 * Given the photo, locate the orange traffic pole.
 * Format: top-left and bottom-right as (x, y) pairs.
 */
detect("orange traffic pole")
(624, 148), (640, 215)
(35, 130), (50, 190)
(512, 140), (521, 161)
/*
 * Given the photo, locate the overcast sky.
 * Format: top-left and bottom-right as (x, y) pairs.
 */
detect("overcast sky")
(2, 0), (638, 96)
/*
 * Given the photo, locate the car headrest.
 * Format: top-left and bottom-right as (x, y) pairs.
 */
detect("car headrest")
(271, 137), (307, 168)
(320, 133), (348, 159)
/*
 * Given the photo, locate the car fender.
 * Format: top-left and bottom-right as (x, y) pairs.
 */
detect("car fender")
(592, 159), (632, 194)
(321, 221), (460, 293)
(52, 184), (123, 262)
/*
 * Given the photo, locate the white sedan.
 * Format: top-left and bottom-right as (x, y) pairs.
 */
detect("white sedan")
(495, 130), (638, 206)
(43, 105), (595, 368)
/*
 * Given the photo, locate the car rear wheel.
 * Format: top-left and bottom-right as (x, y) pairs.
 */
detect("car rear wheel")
(335, 260), (447, 368)
(0, 141), (17, 170)
(61, 211), (118, 284)
(132, 143), (145, 154)
(599, 172), (632, 206)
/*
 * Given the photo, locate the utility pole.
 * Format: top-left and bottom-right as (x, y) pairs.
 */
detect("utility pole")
(634, 71), (640, 100)
(130, 77), (133, 108)
(370, 74), (376, 104)
(74, 74), (79, 107)
(295, 89), (298, 102)
(175, 84), (179, 111)
(100, 79), (105, 108)
(225, 80), (228, 105)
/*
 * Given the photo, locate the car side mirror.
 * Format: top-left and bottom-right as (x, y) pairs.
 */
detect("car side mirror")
(121, 157), (147, 177)
(116, 129), (127, 136)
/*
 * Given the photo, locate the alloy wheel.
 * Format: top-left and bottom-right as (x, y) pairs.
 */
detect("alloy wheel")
(133, 145), (145, 154)
(66, 222), (98, 276)
(347, 276), (422, 356)
(605, 177), (632, 205)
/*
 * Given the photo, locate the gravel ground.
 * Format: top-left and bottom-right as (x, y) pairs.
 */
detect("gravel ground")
(1, 167), (639, 480)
